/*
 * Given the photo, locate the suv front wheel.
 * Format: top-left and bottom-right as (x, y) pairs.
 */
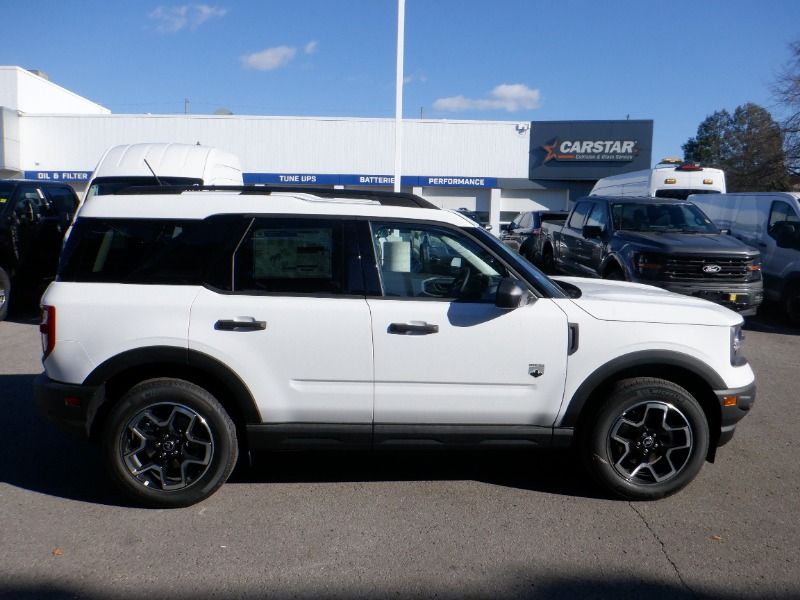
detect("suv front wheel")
(583, 378), (709, 500)
(103, 378), (238, 508)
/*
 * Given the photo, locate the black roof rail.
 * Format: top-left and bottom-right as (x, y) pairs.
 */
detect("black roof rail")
(114, 184), (438, 209)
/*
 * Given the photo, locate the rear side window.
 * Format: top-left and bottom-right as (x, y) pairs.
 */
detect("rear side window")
(59, 216), (246, 285)
(233, 218), (361, 295)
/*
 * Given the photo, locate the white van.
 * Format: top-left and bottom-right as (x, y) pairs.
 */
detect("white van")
(591, 159), (726, 199)
(85, 143), (243, 202)
(688, 192), (800, 324)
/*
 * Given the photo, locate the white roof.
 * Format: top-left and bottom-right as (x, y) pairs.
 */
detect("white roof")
(77, 190), (476, 227)
(92, 143), (238, 177)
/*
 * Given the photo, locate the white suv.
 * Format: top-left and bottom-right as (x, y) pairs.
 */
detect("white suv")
(35, 186), (756, 507)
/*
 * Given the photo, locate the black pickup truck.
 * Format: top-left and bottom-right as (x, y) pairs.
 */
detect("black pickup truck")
(535, 195), (763, 314)
(0, 180), (79, 320)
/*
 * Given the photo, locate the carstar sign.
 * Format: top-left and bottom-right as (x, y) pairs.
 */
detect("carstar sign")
(543, 139), (639, 162)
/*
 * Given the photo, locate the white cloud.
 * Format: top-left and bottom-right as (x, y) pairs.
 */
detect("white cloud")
(241, 45), (297, 71)
(304, 40), (318, 55)
(433, 83), (541, 112)
(149, 4), (227, 33)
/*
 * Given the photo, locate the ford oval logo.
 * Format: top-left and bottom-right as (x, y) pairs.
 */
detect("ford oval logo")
(703, 264), (722, 274)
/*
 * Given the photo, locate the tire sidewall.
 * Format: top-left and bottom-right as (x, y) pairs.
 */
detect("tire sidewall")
(103, 379), (237, 508)
(586, 380), (709, 500)
(0, 266), (10, 321)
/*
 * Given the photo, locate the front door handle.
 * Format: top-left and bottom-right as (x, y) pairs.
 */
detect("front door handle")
(388, 322), (439, 335)
(215, 318), (267, 331)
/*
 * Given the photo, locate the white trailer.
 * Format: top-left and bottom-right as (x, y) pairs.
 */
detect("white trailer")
(590, 159), (725, 199)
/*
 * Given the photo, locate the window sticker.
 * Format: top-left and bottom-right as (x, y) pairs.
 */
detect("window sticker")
(253, 228), (333, 279)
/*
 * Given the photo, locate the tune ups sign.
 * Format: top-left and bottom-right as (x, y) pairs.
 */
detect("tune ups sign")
(529, 120), (653, 181)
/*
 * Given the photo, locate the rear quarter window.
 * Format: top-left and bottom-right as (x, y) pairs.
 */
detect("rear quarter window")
(59, 216), (247, 286)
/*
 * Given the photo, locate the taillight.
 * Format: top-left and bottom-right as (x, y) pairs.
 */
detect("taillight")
(40, 305), (56, 359)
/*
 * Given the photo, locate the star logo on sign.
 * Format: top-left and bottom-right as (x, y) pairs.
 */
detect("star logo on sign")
(543, 139), (559, 162)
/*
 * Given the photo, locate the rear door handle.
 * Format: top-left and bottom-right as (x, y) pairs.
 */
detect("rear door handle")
(215, 318), (267, 331)
(388, 322), (439, 335)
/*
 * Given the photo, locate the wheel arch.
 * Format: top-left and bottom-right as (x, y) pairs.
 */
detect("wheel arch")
(600, 255), (626, 278)
(83, 346), (260, 445)
(562, 350), (724, 460)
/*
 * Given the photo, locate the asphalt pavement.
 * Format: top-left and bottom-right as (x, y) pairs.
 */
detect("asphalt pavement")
(0, 305), (798, 599)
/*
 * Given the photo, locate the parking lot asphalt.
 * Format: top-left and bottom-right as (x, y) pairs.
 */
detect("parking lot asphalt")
(0, 306), (798, 600)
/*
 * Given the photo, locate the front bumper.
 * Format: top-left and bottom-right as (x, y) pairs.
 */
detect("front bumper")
(635, 278), (763, 315)
(34, 373), (102, 438)
(715, 380), (757, 447)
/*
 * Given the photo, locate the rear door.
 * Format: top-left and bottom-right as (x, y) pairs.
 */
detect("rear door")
(188, 217), (374, 427)
(365, 220), (569, 427)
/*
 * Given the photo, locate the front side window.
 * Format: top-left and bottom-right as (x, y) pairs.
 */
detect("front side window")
(769, 201), (800, 229)
(370, 222), (508, 301)
(568, 202), (592, 230)
(586, 203), (609, 231)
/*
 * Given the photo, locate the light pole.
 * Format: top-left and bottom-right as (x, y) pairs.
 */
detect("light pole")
(393, 0), (405, 193)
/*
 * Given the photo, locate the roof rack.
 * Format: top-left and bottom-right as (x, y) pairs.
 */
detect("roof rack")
(114, 184), (438, 209)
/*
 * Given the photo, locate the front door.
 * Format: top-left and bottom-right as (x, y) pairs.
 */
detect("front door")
(366, 221), (569, 427)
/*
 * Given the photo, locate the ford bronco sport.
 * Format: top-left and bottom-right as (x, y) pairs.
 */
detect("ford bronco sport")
(35, 186), (755, 507)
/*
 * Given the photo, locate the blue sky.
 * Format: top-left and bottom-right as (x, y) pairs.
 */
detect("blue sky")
(5, 0), (800, 165)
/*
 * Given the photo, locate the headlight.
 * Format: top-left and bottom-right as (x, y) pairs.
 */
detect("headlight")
(730, 324), (746, 366)
(635, 253), (664, 278)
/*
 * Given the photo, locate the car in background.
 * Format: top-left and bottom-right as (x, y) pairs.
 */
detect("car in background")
(454, 208), (491, 231)
(689, 192), (800, 324)
(0, 179), (79, 320)
(501, 210), (568, 260)
(535, 195), (763, 315)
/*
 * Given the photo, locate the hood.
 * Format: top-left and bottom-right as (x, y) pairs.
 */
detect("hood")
(616, 231), (758, 255)
(553, 276), (742, 327)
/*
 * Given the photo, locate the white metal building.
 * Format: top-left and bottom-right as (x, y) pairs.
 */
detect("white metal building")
(0, 66), (653, 231)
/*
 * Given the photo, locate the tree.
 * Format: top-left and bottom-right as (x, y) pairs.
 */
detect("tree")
(683, 103), (789, 192)
(773, 40), (800, 176)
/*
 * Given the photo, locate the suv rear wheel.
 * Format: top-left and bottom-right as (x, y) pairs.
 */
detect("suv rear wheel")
(583, 378), (709, 500)
(103, 378), (238, 508)
(0, 267), (10, 321)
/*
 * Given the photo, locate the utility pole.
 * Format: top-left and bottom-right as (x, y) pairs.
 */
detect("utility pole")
(393, 0), (405, 193)
(184, 98), (190, 114)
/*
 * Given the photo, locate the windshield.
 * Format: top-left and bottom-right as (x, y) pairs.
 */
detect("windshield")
(611, 202), (719, 234)
(86, 176), (203, 200)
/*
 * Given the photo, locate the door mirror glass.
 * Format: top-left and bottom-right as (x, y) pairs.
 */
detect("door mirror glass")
(495, 277), (534, 310)
(772, 221), (800, 248)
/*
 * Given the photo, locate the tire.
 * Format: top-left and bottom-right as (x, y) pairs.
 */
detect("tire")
(0, 267), (10, 322)
(582, 377), (709, 500)
(784, 282), (800, 326)
(103, 378), (238, 508)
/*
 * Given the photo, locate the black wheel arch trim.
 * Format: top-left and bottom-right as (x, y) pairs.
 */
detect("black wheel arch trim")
(82, 345), (261, 429)
(560, 350), (728, 428)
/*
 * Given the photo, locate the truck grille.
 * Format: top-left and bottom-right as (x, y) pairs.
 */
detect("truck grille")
(662, 255), (752, 282)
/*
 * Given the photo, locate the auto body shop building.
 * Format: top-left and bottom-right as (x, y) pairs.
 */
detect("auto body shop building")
(0, 66), (653, 231)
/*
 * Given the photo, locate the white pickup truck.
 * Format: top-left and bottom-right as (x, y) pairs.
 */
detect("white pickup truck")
(35, 186), (755, 507)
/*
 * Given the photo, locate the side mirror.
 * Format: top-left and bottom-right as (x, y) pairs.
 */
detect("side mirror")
(773, 222), (800, 249)
(483, 224), (493, 232)
(582, 225), (603, 239)
(495, 277), (535, 310)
